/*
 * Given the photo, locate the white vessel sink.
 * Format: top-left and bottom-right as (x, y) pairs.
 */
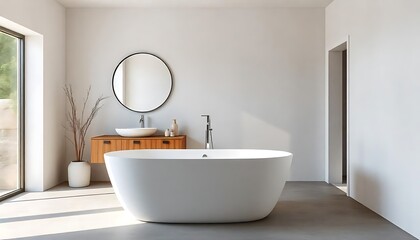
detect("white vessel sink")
(115, 128), (157, 137)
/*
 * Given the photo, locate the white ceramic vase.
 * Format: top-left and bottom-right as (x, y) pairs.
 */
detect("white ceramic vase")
(171, 119), (178, 136)
(68, 161), (91, 188)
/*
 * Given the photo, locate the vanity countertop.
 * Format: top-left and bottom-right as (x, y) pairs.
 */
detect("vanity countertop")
(91, 135), (186, 140)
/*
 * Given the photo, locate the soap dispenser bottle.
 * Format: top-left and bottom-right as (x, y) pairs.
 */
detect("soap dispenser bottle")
(171, 119), (178, 136)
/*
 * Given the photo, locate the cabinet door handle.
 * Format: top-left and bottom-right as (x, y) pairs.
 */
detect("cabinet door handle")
(162, 140), (170, 144)
(133, 140), (141, 144)
(103, 140), (111, 144)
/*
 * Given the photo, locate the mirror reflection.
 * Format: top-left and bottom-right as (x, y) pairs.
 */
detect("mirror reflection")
(112, 53), (173, 112)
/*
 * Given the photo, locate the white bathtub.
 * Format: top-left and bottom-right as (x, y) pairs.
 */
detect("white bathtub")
(104, 149), (293, 223)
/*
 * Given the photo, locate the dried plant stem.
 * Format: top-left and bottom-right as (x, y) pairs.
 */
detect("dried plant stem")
(65, 85), (107, 161)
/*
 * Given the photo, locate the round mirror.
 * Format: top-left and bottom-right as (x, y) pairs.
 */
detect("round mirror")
(112, 53), (173, 112)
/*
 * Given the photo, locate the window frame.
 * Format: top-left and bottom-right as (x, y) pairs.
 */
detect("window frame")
(0, 26), (25, 201)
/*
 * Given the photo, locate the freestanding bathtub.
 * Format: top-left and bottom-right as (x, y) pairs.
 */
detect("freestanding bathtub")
(104, 149), (292, 223)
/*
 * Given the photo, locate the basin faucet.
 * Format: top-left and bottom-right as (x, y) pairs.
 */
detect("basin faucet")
(139, 115), (144, 128)
(201, 114), (213, 149)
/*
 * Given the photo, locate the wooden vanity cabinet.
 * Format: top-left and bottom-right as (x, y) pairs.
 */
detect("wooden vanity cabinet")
(91, 135), (186, 163)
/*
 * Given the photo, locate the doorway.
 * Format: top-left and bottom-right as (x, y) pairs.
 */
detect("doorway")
(328, 42), (348, 194)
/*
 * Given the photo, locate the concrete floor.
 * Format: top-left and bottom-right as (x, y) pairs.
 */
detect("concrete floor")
(0, 182), (416, 240)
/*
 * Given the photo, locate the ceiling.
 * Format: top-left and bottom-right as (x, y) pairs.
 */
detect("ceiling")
(56, 0), (334, 8)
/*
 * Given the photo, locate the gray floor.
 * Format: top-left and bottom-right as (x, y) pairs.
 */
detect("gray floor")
(9, 182), (417, 240)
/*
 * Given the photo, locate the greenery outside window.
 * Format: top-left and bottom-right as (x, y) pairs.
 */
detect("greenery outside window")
(0, 26), (24, 201)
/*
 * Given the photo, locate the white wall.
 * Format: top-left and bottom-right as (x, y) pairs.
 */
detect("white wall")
(326, 0), (420, 238)
(66, 8), (325, 181)
(0, 0), (66, 191)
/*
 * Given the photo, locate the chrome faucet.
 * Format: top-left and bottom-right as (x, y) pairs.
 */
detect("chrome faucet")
(139, 115), (144, 128)
(201, 114), (213, 149)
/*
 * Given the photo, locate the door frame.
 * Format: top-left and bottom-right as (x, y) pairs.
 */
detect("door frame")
(326, 36), (350, 196)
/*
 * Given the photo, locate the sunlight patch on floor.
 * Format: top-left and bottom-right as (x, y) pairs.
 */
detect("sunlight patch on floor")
(333, 184), (348, 194)
(0, 182), (142, 239)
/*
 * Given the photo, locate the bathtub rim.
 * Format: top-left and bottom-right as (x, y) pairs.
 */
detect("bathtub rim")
(104, 149), (293, 161)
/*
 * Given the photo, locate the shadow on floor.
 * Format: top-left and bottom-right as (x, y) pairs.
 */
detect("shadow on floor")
(13, 182), (416, 240)
(0, 207), (123, 224)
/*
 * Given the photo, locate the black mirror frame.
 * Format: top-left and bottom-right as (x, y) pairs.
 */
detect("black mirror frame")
(111, 52), (173, 113)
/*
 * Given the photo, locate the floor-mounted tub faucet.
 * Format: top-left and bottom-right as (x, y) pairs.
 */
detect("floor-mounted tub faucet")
(201, 114), (214, 149)
(139, 115), (145, 128)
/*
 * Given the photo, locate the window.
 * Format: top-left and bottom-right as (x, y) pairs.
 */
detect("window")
(0, 26), (24, 200)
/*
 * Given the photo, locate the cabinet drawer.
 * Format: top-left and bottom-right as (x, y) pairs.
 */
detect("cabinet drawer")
(91, 139), (122, 163)
(157, 139), (174, 149)
(122, 139), (153, 149)
(153, 139), (184, 149)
